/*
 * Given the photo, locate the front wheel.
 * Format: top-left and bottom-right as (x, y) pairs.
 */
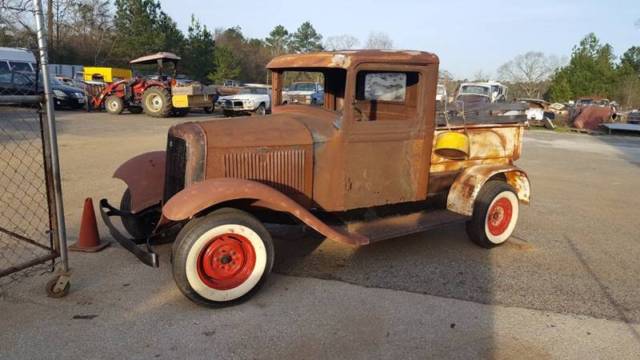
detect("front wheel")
(465, 180), (519, 248)
(172, 208), (274, 307)
(254, 104), (266, 116)
(105, 95), (124, 115)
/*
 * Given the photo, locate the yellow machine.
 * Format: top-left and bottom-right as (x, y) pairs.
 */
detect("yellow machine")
(83, 67), (132, 83)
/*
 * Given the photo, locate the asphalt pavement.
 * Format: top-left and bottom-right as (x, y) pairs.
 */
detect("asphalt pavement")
(1, 111), (640, 359)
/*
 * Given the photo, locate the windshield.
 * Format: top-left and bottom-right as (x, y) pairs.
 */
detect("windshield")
(461, 85), (490, 96)
(290, 83), (316, 92)
(239, 87), (268, 95)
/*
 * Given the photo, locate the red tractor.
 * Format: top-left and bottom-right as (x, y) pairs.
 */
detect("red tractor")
(91, 52), (216, 117)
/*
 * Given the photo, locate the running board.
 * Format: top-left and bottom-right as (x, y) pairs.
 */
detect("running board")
(344, 209), (469, 243)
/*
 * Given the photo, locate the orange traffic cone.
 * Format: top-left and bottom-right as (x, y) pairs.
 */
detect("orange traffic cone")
(69, 198), (110, 252)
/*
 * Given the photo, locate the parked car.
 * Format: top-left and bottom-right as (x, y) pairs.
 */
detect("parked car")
(0, 47), (37, 74)
(0, 71), (85, 109)
(283, 82), (324, 105)
(455, 81), (508, 108)
(101, 50), (530, 307)
(217, 86), (271, 116)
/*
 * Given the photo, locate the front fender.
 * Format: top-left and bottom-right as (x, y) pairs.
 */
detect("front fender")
(114, 151), (165, 213)
(162, 178), (368, 246)
(447, 164), (530, 216)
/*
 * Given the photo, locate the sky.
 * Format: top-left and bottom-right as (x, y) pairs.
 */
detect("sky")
(162, 0), (639, 79)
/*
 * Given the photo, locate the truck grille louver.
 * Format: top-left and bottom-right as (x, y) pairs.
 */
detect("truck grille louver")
(223, 149), (306, 195)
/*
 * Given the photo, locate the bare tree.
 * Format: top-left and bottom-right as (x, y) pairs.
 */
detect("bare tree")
(497, 51), (560, 98)
(324, 34), (359, 50)
(472, 70), (491, 82)
(365, 31), (393, 49)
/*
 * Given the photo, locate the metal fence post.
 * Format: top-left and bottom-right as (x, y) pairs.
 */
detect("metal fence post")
(32, 0), (69, 275)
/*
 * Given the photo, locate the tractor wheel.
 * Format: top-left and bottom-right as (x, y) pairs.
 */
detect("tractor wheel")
(129, 106), (143, 114)
(254, 104), (266, 116)
(105, 95), (124, 115)
(120, 189), (160, 244)
(466, 180), (519, 248)
(172, 208), (274, 307)
(142, 87), (172, 118)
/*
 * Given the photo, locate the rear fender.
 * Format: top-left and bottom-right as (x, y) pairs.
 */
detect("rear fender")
(447, 164), (530, 216)
(114, 151), (165, 213)
(162, 178), (368, 246)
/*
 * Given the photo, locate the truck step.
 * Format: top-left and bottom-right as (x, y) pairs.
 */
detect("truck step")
(345, 209), (469, 243)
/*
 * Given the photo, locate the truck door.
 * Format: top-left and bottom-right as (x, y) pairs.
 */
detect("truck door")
(343, 63), (435, 209)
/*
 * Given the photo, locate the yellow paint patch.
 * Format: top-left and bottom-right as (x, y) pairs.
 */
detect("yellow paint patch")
(171, 94), (189, 108)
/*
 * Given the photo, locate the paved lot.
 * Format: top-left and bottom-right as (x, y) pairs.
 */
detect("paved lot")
(1, 110), (640, 359)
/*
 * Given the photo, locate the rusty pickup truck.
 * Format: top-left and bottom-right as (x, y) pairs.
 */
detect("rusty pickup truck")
(100, 50), (531, 307)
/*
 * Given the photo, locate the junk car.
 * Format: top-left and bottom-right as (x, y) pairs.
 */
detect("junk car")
(101, 50), (531, 307)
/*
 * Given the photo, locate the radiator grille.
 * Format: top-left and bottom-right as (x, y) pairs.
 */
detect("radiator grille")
(223, 149), (306, 195)
(163, 136), (187, 202)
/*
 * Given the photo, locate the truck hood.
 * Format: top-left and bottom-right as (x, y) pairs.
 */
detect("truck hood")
(219, 94), (267, 101)
(284, 90), (315, 96)
(196, 106), (339, 149)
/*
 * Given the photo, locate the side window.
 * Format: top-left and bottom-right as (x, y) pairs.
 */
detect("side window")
(0, 62), (10, 74)
(9, 61), (33, 73)
(354, 71), (420, 121)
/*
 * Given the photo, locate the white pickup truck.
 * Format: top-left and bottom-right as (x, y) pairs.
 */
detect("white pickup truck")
(218, 85), (271, 116)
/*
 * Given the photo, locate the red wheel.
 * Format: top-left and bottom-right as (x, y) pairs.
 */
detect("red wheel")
(486, 197), (513, 236)
(172, 208), (274, 306)
(466, 181), (519, 248)
(197, 233), (257, 290)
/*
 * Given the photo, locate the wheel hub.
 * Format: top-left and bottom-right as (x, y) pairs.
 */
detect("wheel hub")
(197, 233), (256, 290)
(487, 197), (512, 236)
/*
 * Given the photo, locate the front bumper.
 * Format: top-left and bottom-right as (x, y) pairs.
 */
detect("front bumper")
(99, 199), (159, 267)
(54, 96), (85, 108)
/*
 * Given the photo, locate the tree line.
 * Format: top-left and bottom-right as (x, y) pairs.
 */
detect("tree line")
(2, 1), (638, 107)
(490, 33), (639, 108)
(1, 0), (392, 85)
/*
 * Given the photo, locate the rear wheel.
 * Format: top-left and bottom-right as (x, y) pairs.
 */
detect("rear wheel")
(105, 95), (124, 115)
(172, 208), (274, 307)
(142, 87), (172, 117)
(466, 180), (519, 248)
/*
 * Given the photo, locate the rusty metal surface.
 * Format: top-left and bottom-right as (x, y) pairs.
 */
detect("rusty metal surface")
(573, 106), (614, 130)
(162, 178), (368, 246)
(446, 164), (530, 216)
(113, 151), (166, 213)
(267, 50), (439, 70)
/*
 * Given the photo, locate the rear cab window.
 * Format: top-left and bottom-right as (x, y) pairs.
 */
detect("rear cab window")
(354, 70), (420, 121)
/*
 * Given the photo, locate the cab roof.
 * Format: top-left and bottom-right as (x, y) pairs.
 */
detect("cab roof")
(266, 50), (439, 70)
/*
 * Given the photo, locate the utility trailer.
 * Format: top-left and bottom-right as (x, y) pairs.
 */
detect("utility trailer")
(100, 50), (531, 307)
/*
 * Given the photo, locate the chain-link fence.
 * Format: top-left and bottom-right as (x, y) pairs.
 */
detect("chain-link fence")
(0, 92), (59, 281)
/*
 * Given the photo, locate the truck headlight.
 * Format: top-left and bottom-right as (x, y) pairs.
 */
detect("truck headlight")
(53, 89), (67, 98)
(245, 100), (254, 107)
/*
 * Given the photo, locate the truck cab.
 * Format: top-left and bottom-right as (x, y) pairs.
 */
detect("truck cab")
(101, 50), (530, 307)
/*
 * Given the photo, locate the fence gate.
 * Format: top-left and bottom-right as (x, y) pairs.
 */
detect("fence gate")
(0, 1), (68, 291)
(0, 95), (60, 279)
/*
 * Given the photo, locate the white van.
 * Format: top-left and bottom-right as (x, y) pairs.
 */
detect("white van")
(0, 47), (37, 74)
